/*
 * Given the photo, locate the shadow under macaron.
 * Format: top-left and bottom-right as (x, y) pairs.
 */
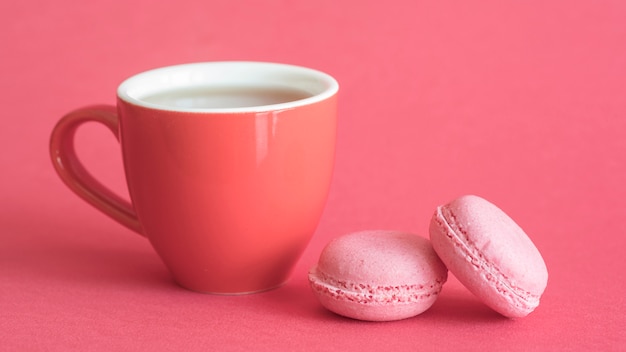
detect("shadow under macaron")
(422, 287), (508, 323)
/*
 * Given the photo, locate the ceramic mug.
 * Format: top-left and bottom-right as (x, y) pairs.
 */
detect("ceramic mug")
(50, 62), (338, 294)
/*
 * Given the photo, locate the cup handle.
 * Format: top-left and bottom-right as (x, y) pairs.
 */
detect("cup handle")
(50, 105), (144, 236)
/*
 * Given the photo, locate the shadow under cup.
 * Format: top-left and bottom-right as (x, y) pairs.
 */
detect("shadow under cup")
(50, 62), (339, 294)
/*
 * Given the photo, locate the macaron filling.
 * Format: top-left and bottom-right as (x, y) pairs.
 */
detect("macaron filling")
(309, 266), (445, 305)
(435, 205), (540, 314)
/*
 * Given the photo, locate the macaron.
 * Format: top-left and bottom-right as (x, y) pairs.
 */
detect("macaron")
(429, 195), (548, 318)
(308, 230), (448, 321)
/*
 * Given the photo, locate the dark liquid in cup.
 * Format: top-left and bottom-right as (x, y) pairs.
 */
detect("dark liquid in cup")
(141, 86), (312, 109)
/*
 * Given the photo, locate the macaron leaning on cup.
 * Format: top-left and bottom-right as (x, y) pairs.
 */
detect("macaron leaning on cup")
(308, 230), (448, 321)
(429, 195), (548, 318)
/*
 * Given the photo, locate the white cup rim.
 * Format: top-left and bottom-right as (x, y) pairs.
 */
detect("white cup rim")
(117, 61), (339, 113)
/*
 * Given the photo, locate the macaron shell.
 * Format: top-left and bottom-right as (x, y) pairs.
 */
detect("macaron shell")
(309, 231), (448, 321)
(316, 231), (445, 286)
(309, 277), (439, 321)
(429, 195), (548, 318)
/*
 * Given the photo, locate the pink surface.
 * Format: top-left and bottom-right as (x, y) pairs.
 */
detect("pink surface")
(1, 0), (625, 350)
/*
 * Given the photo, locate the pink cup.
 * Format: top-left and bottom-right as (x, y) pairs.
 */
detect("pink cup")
(50, 62), (338, 294)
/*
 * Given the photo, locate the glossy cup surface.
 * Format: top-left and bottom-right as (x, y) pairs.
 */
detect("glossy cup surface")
(51, 62), (338, 294)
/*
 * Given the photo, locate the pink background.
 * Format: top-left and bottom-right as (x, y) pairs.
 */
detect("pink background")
(2, 0), (625, 350)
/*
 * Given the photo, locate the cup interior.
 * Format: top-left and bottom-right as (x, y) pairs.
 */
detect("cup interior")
(117, 62), (339, 113)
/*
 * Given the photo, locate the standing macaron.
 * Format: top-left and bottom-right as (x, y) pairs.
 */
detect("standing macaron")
(429, 195), (548, 318)
(308, 230), (448, 321)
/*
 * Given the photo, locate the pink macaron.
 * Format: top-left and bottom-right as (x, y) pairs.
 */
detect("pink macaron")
(308, 230), (448, 321)
(429, 195), (548, 318)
